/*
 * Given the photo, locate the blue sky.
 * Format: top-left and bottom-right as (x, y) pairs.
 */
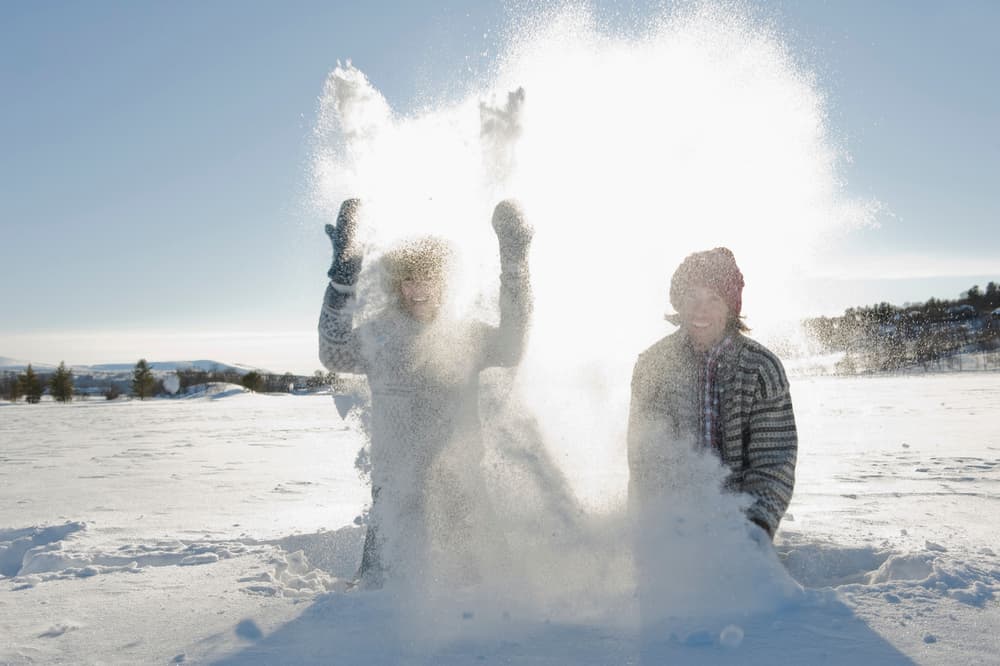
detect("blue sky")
(2, 1), (998, 373)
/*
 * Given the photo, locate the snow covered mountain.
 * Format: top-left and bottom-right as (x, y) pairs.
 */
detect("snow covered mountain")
(0, 357), (266, 376)
(0, 357), (57, 372)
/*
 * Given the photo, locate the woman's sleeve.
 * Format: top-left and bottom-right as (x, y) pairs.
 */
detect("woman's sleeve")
(318, 281), (368, 375)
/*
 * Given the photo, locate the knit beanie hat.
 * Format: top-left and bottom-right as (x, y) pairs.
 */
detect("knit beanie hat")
(382, 235), (455, 293)
(669, 247), (745, 316)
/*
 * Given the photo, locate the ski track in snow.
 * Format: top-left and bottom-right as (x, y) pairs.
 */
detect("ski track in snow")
(1, 375), (999, 664)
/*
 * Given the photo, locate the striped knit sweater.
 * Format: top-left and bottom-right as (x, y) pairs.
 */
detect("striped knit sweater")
(627, 331), (797, 536)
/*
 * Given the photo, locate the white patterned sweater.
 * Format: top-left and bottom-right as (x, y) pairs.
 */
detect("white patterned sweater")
(318, 269), (532, 546)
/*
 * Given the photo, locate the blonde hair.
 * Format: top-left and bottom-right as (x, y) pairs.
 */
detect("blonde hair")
(382, 235), (455, 294)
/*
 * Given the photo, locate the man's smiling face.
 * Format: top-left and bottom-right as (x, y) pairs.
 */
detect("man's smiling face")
(678, 285), (730, 352)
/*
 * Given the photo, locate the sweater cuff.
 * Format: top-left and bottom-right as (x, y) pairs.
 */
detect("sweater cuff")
(749, 516), (774, 539)
(324, 281), (356, 309)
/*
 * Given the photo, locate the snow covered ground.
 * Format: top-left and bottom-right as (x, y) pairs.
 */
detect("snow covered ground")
(1, 373), (999, 664)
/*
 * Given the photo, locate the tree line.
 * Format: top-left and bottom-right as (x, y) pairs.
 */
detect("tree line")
(803, 281), (1000, 373)
(0, 362), (75, 403)
(1, 359), (340, 403)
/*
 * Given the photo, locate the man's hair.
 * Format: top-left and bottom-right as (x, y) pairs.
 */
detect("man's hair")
(729, 314), (751, 333)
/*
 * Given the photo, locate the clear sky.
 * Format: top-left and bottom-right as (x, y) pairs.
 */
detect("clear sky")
(2, 1), (998, 373)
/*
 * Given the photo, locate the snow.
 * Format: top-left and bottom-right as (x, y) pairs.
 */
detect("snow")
(4, 3), (998, 662)
(1, 373), (998, 664)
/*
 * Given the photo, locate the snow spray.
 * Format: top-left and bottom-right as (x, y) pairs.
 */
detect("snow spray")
(632, 436), (804, 633)
(312, 1), (866, 639)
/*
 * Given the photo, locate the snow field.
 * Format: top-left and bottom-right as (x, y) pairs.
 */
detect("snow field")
(1, 373), (998, 664)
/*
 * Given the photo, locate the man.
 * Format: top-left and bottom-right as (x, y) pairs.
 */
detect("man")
(627, 247), (797, 540)
(318, 198), (532, 587)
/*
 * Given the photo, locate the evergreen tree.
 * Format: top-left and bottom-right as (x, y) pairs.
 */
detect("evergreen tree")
(1, 372), (23, 402)
(132, 359), (156, 400)
(20, 364), (43, 404)
(241, 371), (263, 393)
(964, 285), (983, 309)
(50, 361), (74, 402)
(985, 282), (999, 309)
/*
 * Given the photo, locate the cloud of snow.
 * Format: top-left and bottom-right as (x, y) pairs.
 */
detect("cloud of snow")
(310, 0), (868, 633)
(632, 437), (804, 629)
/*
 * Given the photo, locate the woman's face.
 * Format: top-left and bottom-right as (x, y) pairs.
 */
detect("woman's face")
(399, 276), (444, 322)
(677, 285), (730, 352)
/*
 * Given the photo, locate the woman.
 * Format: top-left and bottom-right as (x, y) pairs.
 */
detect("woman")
(318, 198), (532, 587)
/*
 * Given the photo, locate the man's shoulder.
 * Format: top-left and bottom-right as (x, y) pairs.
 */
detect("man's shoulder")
(732, 335), (789, 395)
(734, 335), (784, 367)
(635, 331), (685, 370)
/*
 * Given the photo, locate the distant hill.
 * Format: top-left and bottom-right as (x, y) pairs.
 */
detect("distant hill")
(0, 357), (338, 400)
(86, 360), (267, 375)
(0, 357), (267, 376)
(0, 357), (58, 372)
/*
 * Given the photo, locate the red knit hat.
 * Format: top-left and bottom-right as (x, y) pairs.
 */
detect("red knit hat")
(669, 247), (745, 316)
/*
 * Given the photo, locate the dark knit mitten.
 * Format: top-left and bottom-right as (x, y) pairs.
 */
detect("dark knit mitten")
(325, 198), (363, 286)
(491, 199), (532, 276)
